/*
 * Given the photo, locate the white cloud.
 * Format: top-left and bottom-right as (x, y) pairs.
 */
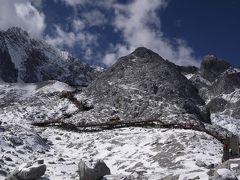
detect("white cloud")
(103, 0), (200, 67)
(103, 44), (130, 66)
(0, 0), (45, 37)
(81, 10), (107, 28)
(61, 0), (116, 9)
(45, 26), (97, 61)
(72, 19), (85, 31)
(45, 25), (97, 53)
(60, 0), (86, 6)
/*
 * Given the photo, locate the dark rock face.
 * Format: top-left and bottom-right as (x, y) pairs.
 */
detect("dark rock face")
(178, 65), (199, 75)
(210, 72), (240, 95)
(0, 49), (18, 82)
(0, 27), (97, 86)
(200, 55), (231, 82)
(207, 98), (228, 113)
(166, 59), (199, 75)
(81, 47), (210, 124)
(205, 68), (240, 119)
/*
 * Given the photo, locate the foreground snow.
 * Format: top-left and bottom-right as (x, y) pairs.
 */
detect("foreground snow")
(0, 122), (222, 179)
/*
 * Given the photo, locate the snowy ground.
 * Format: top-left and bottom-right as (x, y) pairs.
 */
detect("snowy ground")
(211, 113), (240, 136)
(41, 127), (222, 180)
(0, 81), (223, 179)
(0, 121), (222, 179)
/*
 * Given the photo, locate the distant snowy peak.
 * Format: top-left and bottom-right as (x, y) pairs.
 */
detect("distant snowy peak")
(0, 27), (97, 86)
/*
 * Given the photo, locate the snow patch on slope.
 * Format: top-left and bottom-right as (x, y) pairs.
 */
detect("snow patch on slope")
(38, 127), (222, 179)
(222, 89), (240, 103)
(211, 113), (240, 136)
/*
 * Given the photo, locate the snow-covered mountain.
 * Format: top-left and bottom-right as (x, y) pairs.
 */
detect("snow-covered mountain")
(1, 37), (240, 180)
(0, 27), (97, 86)
(188, 55), (240, 136)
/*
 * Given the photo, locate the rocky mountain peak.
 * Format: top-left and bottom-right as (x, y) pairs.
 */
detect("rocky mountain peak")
(5, 27), (29, 37)
(200, 54), (231, 82)
(80, 48), (210, 125)
(131, 47), (161, 59)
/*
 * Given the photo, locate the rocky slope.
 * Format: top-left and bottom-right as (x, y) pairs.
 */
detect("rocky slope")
(65, 47), (210, 127)
(0, 27), (97, 86)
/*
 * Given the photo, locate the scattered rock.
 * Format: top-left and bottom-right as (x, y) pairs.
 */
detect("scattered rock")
(58, 158), (65, 162)
(195, 160), (207, 167)
(189, 176), (200, 180)
(5, 157), (13, 162)
(103, 175), (135, 180)
(48, 161), (56, 164)
(207, 169), (215, 177)
(9, 136), (24, 146)
(162, 174), (179, 180)
(55, 137), (61, 140)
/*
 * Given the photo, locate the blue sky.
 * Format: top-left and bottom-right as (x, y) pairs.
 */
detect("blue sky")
(0, 0), (239, 67)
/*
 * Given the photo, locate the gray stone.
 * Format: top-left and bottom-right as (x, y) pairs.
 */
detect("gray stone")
(161, 174), (179, 180)
(195, 160), (207, 167)
(0, 169), (7, 177)
(207, 169), (215, 177)
(103, 175), (134, 180)
(78, 160), (110, 180)
(189, 176), (200, 180)
(6, 160), (46, 180)
(212, 168), (238, 180)
(9, 136), (24, 146)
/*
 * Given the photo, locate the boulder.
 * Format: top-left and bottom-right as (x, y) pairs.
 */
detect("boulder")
(6, 160), (46, 180)
(212, 168), (238, 180)
(78, 160), (110, 180)
(209, 159), (240, 179)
